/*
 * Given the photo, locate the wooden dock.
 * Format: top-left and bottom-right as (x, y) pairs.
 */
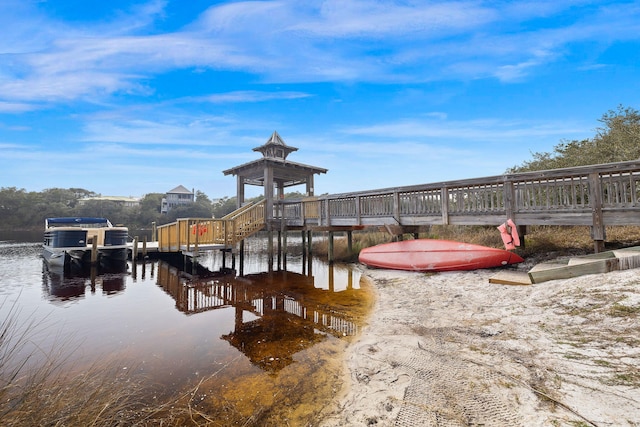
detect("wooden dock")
(151, 160), (640, 259)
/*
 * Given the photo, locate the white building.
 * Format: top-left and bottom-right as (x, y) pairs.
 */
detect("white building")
(161, 185), (195, 214)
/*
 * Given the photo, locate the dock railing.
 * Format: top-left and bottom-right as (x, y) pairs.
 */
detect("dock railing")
(277, 160), (640, 237)
(157, 200), (266, 252)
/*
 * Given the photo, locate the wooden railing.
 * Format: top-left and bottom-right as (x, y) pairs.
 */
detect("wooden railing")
(157, 160), (640, 253)
(277, 161), (640, 237)
(157, 200), (266, 252)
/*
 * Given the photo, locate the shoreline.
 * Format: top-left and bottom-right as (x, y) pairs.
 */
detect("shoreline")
(320, 266), (640, 426)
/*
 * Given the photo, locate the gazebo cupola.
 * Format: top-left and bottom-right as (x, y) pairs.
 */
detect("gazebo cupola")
(223, 131), (327, 223)
(253, 131), (297, 160)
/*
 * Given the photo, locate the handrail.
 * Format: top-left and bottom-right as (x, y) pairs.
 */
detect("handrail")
(157, 200), (266, 252)
(158, 160), (640, 253)
(277, 160), (640, 234)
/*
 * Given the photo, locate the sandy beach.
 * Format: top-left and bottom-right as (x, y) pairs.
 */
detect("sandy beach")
(320, 264), (640, 426)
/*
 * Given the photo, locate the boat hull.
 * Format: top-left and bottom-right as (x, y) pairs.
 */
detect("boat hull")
(42, 217), (129, 271)
(358, 239), (524, 272)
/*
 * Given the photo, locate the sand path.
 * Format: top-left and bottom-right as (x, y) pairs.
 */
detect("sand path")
(320, 267), (640, 426)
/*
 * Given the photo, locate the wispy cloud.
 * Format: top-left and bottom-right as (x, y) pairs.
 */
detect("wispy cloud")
(197, 91), (312, 103)
(1, 0), (638, 107)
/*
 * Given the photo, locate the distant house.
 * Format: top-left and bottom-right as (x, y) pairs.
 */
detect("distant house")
(161, 185), (195, 214)
(78, 196), (140, 207)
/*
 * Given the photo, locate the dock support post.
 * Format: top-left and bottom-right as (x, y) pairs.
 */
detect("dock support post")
(268, 230), (274, 271)
(142, 236), (147, 258)
(347, 231), (353, 256)
(301, 230), (307, 255)
(277, 230), (282, 270)
(239, 240), (245, 276)
(307, 230), (313, 255)
(91, 239), (98, 264)
(282, 229), (287, 270)
(328, 231), (334, 264)
(132, 236), (139, 261)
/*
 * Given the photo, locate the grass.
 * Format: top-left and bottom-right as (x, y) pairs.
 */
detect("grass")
(312, 224), (640, 262)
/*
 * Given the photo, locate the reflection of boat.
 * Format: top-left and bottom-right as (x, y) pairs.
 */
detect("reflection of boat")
(359, 239), (524, 272)
(42, 217), (129, 269)
(42, 259), (128, 300)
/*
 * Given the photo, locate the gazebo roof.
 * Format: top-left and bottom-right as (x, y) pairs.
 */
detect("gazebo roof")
(223, 132), (327, 187)
(252, 130), (298, 160)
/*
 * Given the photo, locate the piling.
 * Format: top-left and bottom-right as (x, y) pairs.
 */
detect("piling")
(91, 239), (98, 264)
(328, 231), (334, 263)
(132, 236), (139, 261)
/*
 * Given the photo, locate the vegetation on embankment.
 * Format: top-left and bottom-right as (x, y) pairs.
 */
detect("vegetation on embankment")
(311, 225), (640, 263)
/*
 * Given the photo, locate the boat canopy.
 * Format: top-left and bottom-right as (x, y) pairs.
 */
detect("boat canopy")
(46, 217), (112, 226)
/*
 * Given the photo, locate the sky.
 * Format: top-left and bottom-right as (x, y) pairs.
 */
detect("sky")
(1, 0), (639, 200)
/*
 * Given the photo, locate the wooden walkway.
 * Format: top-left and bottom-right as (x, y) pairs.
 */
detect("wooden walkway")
(157, 160), (640, 254)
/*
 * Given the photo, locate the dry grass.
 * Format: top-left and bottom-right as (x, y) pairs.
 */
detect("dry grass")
(312, 225), (640, 262)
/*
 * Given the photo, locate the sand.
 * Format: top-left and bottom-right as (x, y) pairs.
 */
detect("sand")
(320, 266), (640, 426)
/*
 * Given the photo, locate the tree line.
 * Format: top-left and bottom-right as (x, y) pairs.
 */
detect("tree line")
(0, 188), (305, 231)
(2, 106), (638, 231)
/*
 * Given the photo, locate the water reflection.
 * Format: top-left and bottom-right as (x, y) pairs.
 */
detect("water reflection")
(41, 260), (129, 301)
(155, 260), (362, 374)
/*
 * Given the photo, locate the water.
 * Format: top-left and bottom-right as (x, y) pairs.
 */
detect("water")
(0, 234), (373, 425)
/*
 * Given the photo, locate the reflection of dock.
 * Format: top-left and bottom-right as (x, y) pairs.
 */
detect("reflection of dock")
(157, 262), (360, 337)
(156, 261), (363, 372)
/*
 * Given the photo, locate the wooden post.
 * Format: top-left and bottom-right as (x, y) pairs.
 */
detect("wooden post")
(589, 172), (606, 253)
(151, 221), (157, 241)
(441, 187), (450, 225)
(239, 240), (245, 276)
(328, 231), (334, 264)
(301, 230), (307, 255)
(132, 236), (139, 261)
(268, 230), (274, 269)
(347, 231), (353, 255)
(91, 239), (98, 264)
(504, 181), (515, 221)
(142, 236), (147, 258)
(282, 228), (288, 270)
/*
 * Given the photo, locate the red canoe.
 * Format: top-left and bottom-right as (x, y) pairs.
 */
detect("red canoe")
(358, 239), (524, 272)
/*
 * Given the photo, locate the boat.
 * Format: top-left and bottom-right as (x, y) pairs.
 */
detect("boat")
(358, 239), (524, 272)
(42, 217), (129, 269)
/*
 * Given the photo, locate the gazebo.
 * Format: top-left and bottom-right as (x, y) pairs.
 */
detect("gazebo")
(223, 131), (327, 224)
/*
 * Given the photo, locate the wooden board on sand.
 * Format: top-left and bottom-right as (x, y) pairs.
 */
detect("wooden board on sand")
(489, 270), (532, 286)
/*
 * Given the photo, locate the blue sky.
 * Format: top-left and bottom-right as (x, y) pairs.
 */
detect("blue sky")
(1, 0), (639, 200)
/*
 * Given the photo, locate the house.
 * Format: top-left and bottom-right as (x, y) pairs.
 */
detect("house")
(161, 185), (195, 213)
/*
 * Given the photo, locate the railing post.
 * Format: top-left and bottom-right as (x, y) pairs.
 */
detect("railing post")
(323, 199), (329, 227)
(589, 172), (606, 252)
(355, 195), (361, 225)
(441, 187), (449, 225)
(393, 191), (400, 224)
(504, 180), (515, 220)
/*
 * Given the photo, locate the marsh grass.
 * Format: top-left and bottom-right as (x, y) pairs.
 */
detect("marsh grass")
(312, 225), (640, 262)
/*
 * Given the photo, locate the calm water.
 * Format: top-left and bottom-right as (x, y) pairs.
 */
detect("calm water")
(0, 233), (372, 425)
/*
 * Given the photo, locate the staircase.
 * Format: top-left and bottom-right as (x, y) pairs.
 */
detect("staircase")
(156, 200), (266, 252)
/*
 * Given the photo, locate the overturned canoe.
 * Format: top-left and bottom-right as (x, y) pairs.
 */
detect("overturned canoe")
(358, 239), (524, 272)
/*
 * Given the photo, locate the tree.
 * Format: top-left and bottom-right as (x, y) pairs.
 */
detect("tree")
(509, 105), (640, 173)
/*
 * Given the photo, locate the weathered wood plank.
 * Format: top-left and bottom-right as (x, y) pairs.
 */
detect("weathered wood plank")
(489, 271), (532, 286)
